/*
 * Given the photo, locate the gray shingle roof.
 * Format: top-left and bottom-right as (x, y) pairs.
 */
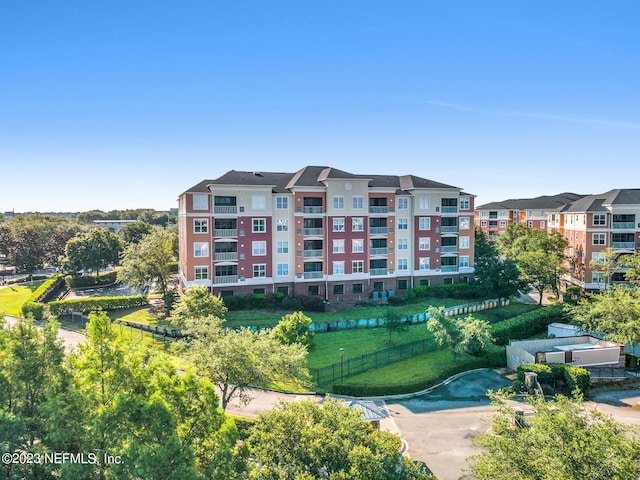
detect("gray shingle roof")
(477, 192), (586, 211)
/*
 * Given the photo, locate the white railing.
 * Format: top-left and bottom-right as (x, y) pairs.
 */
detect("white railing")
(304, 271), (323, 279)
(214, 229), (237, 237)
(214, 275), (238, 284)
(214, 252), (238, 261)
(370, 268), (388, 276)
(303, 206), (323, 214)
(303, 250), (324, 258)
(214, 206), (237, 214)
(370, 227), (388, 234)
(303, 228), (323, 235)
(370, 248), (388, 255)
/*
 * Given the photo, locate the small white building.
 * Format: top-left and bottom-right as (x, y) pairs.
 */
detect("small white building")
(506, 336), (625, 372)
(92, 219), (138, 233)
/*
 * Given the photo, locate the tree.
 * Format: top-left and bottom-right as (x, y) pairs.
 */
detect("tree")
(181, 316), (309, 410)
(427, 307), (492, 357)
(620, 251), (640, 286)
(426, 306), (461, 353)
(384, 307), (408, 344)
(169, 286), (227, 328)
(571, 285), (640, 351)
(117, 226), (175, 294)
(468, 394), (640, 480)
(117, 220), (152, 245)
(11, 226), (45, 273)
(272, 311), (314, 350)
(62, 228), (121, 276)
(248, 399), (431, 479)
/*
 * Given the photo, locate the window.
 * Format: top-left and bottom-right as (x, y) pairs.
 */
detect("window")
(593, 214), (606, 226)
(352, 239), (364, 253)
(592, 233), (606, 245)
(194, 242), (209, 257)
(419, 217), (431, 230)
(277, 218), (288, 232)
(253, 264), (266, 278)
(528, 221), (534, 228)
(591, 252), (605, 265)
(333, 284), (345, 295)
(352, 260), (364, 273)
(333, 239), (345, 253)
(481, 211), (489, 218)
(460, 236), (470, 249)
(252, 241), (266, 256)
(251, 195), (266, 210)
(459, 256), (470, 268)
(419, 258), (430, 270)
(592, 272), (605, 283)
(419, 237), (430, 251)
(352, 196), (364, 209)
(352, 217), (364, 231)
(194, 219), (208, 233)
(540, 220), (546, 228)
(276, 196), (288, 209)
(252, 218), (266, 233)
(480, 220), (487, 227)
(419, 197), (430, 209)
(192, 194), (208, 210)
(499, 220), (506, 228)
(333, 196), (344, 209)
(333, 261), (345, 275)
(333, 218), (345, 232)
(397, 258), (408, 271)
(397, 279), (409, 290)
(460, 197), (470, 210)
(352, 283), (364, 294)
(397, 238), (408, 250)
(397, 218), (408, 230)
(194, 266), (208, 280)
(459, 217), (470, 230)
(276, 241), (288, 254)
(308, 285), (319, 296)
(397, 197), (409, 210)
(276, 263), (289, 276)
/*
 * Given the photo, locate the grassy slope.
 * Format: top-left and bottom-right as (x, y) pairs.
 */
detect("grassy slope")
(0, 281), (44, 316)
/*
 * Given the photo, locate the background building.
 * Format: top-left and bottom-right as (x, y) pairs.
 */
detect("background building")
(178, 166), (475, 301)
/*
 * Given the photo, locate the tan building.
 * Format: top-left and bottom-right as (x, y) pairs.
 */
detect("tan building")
(178, 166), (475, 301)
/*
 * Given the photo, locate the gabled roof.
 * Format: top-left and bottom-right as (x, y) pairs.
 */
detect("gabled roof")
(399, 174), (457, 191)
(341, 400), (388, 421)
(477, 192), (586, 211)
(600, 189), (640, 206)
(563, 195), (607, 213)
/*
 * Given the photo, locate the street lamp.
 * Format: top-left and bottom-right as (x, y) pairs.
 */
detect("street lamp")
(340, 347), (344, 382)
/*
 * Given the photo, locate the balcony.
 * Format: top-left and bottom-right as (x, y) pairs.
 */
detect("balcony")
(612, 222), (635, 229)
(303, 206), (323, 214)
(441, 226), (458, 233)
(214, 229), (237, 237)
(303, 228), (323, 236)
(370, 227), (388, 235)
(370, 268), (388, 276)
(612, 242), (635, 249)
(370, 248), (388, 255)
(214, 206), (237, 214)
(303, 249), (324, 258)
(440, 266), (458, 272)
(441, 246), (458, 253)
(214, 275), (238, 284)
(214, 252), (238, 261)
(441, 207), (458, 213)
(304, 271), (323, 279)
(369, 206), (388, 214)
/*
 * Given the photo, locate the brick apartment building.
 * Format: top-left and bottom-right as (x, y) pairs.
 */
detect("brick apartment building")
(178, 166), (475, 301)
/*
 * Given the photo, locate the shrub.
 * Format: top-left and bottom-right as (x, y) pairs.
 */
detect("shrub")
(48, 295), (148, 316)
(517, 364), (555, 385)
(22, 302), (45, 321)
(223, 295), (248, 311)
(251, 293), (267, 309)
(563, 285), (582, 304)
(271, 291), (285, 307)
(517, 364), (590, 397)
(281, 294), (325, 312)
(21, 276), (63, 320)
(65, 271), (119, 288)
(481, 344), (507, 368)
(564, 365), (590, 396)
(386, 296), (406, 306)
(491, 305), (567, 346)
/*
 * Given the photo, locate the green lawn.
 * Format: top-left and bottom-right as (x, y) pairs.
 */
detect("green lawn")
(0, 281), (44, 316)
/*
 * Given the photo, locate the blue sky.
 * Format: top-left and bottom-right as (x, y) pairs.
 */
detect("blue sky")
(2, 1), (639, 212)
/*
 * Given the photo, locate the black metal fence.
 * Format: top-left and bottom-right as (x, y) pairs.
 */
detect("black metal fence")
(309, 337), (438, 386)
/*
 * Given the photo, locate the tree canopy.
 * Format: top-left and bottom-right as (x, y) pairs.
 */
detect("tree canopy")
(62, 228), (122, 276)
(272, 311), (315, 350)
(169, 286), (227, 328)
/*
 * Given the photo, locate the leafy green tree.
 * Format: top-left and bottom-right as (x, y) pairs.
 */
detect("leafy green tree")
(117, 220), (152, 245)
(384, 307), (408, 344)
(272, 311), (314, 350)
(170, 286), (227, 328)
(44, 223), (81, 267)
(620, 251), (640, 286)
(181, 316), (309, 410)
(468, 394), (640, 480)
(11, 226), (45, 273)
(426, 306), (461, 354)
(427, 307), (492, 356)
(248, 399), (431, 479)
(117, 226), (175, 294)
(62, 228), (121, 276)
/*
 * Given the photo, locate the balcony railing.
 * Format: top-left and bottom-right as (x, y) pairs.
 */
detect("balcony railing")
(214, 275), (238, 284)
(303, 228), (323, 236)
(441, 246), (458, 253)
(214, 206), (237, 214)
(369, 206), (388, 214)
(370, 248), (388, 255)
(304, 271), (323, 279)
(440, 266), (458, 272)
(303, 206), (323, 214)
(303, 250), (324, 258)
(370, 268), (388, 276)
(369, 227), (388, 234)
(214, 229), (237, 237)
(214, 252), (238, 261)
(612, 242), (635, 249)
(441, 226), (458, 233)
(441, 207), (458, 213)
(612, 222), (635, 229)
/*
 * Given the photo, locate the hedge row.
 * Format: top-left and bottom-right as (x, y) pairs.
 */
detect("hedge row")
(48, 295), (148, 316)
(21, 276), (64, 320)
(65, 271), (119, 288)
(517, 364), (590, 396)
(491, 304), (568, 346)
